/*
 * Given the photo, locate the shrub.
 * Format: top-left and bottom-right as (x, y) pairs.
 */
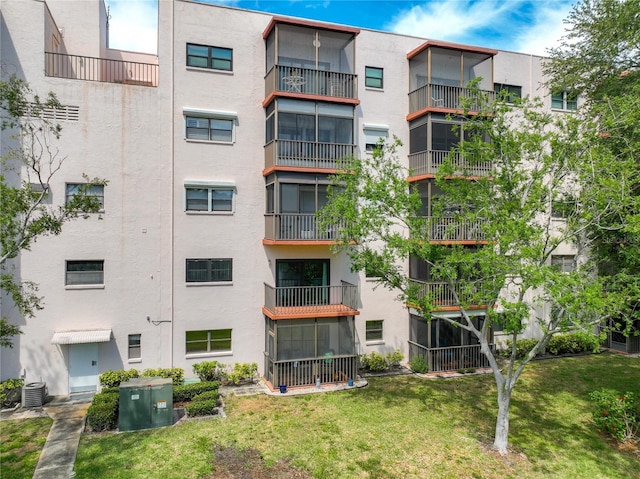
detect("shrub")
(589, 389), (639, 441)
(385, 350), (404, 368)
(185, 399), (219, 417)
(502, 339), (539, 359)
(99, 369), (139, 388)
(409, 355), (429, 374)
(548, 332), (602, 355)
(141, 368), (184, 386)
(360, 352), (388, 372)
(225, 362), (258, 385)
(192, 361), (225, 382)
(99, 387), (119, 395)
(192, 390), (220, 403)
(0, 378), (24, 408)
(173, 381), (219, 402)
(86, 392), (119, 432)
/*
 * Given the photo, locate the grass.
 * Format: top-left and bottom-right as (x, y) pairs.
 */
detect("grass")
(68, 353), (638, 478)
(0, 417), (53, 479)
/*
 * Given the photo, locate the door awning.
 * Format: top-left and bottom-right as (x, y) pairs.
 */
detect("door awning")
(51, 329), (112, 345)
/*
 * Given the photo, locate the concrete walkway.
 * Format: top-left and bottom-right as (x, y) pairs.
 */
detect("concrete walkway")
(32, 397), (92, 479)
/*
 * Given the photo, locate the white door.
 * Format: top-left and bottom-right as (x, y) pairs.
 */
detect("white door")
(69, 343), (99, 393)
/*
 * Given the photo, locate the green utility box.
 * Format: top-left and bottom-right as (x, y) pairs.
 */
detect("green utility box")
(119, 377), (173, 432)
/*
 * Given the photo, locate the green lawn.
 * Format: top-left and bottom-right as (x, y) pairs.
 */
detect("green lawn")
(0, 417), (53, 479)
(75, 353), (640, 479)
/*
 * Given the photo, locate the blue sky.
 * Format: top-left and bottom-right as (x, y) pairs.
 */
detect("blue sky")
(106, 0), (578, 56)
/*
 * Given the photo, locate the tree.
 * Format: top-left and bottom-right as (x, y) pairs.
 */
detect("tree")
(545, 0), (640, 336)
(320, 91), (635, 454)
(1, 75), (105, 347)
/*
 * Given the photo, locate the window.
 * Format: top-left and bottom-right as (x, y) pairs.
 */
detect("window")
(128, 334), (141, 360)
(66, 260), (104, 286)
(365, 66), (383, 89)
(186, 329), (232, 354)
(185, 116), (233, 142)
(366, 320), (384, 342)
(186, 258), (232, 283)
(551, 255), (575, 273)
(65, 183), (104, 210)
(494, 83), (522, 103)
(186, 43), (232, 71)
(363, 125), (389, 153)
(551, 90), (578, 111)
(185, 183), (235, 213)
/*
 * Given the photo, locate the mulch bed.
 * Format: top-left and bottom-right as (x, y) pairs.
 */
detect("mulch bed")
(206, 445), (313, 479)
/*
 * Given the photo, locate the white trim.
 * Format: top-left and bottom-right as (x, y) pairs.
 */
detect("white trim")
(184, 180), (235, 188)
(185, 351), (233, 359)
(51, 329), (112, 345)
(363, 123), (389, 131)
(182, 107), (238, 119)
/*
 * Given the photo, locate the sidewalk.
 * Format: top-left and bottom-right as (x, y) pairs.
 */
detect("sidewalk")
(31, 396), (92, 479)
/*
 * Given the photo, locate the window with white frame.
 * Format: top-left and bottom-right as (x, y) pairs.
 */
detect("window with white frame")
(365, 66), (383, 89)
(551, 90), (578, 111)
(494, 83), (522, 103)
(186, 329), (232, 354)
(551, 255), (575, 273)
(184, 181), (236, 213)
(186, 258), (232, 283)
(128, 334), (141, 360)
(366, 320), (384, 342)
(183, 108), (237, 143)
(65, 260), (104, 286)
(363, 124), (389, 153)
(186, 43), (232, 71)
(65, 183), (104, 210)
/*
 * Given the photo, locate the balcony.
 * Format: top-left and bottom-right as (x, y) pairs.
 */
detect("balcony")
(408, 83), (494, 117)
(408, 150), (492, 178)
(265, 65), (357, 101)
(264, 139), (354, 172)
(265, 354), (358, 388)
(45, 52), (158, 87)
(409, 279), (489, 308)
(263, 281), (359, 319)
(264, 214), (346, 243)
(418, 216), (487, 242)
(408, 341), (495, 373)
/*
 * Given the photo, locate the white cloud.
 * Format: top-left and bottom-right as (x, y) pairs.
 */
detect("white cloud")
(511, 3), (574, 56)
(106, 0), (158, 54)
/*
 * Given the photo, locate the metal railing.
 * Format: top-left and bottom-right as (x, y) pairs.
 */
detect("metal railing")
(264, 282), (358, 314)
(409, 279), (489, 307)
(408, 341), (494, 372)
(45, 52), (158, 87)
(265, 65), (357, 99)
(418, 216), (487, 241)
(264, 140), (354, 170)
(265, 354), (358, 388)
(408, 150), (492, 177)
(265, 214), (346, 241)
(408, 83), (494, 113)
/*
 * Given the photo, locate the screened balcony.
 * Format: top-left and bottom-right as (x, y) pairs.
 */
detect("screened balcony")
(409, 279), (489, 308)
(264, 140), (355, 170)
(264, 316), (358, 388)
(407, 43), (495, 116)
(264, 21), (358, 101)
(45, 52), (158, 86)
(418, 216), (487, 242)
(408, 150), (492, 177)
(264, 213), (345, 241)
(263, 281), (358, 318)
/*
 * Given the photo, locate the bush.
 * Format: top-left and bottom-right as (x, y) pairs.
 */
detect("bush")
(360, 352), (388, 372)
(409, 355), (429, 374)
(0, 378), (24, 408)
(192, 390), (220, 403)
(173, 381), (219, 402)
(185, 399), (219, 417)
(548, 332), (602, 355)
(589, 389), (639, 441)
(192, 361), (225, 382)
(225, 362), (258, 385)
(141, 368), (184, 386)
(86, 392), (119, 431)
(386, 350), (404, 368)
(99, 369), (139, 388)
(502, 339), (539, 359)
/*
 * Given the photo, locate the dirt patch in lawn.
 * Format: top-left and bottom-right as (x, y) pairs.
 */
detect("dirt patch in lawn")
(206, 444), (313, 479)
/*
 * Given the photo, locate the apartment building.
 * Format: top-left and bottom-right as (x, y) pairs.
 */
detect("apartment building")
(1, 0), (572, 396)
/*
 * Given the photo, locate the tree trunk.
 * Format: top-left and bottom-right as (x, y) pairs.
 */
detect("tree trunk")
(493, 384), (512, 455)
